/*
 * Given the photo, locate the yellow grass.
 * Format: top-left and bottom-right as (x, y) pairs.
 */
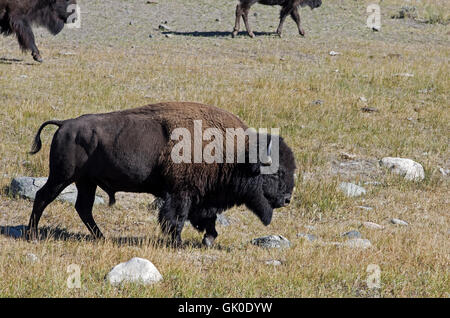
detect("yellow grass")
(0, 0), (448, 297)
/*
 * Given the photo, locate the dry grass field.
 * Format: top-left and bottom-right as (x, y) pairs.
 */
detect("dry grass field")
(0, 0), (448, 297)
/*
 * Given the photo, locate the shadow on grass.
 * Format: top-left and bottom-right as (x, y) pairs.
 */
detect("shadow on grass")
(163, 31), (277, 38)
(0, 224), (228, 250)
(0, 57), (35, 65)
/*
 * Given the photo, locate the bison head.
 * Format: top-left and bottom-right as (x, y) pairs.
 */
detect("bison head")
(301, 0), (322, 9)
(40, 0), (77, 35)
(246, 135), (297, 226)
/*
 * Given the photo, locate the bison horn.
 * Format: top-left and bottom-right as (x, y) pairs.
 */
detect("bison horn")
(262, 138), (272, 166)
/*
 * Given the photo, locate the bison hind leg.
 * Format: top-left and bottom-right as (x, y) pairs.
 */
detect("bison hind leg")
(107, 192), (116, 206)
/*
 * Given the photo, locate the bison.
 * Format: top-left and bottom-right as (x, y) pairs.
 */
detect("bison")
(27, 102), (296, 247)
(232, 0), (322, 38)
(0, 0), (77, 62)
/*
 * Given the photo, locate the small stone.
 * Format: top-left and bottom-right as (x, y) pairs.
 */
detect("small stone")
(265, 260), (282, 266)
(394, 73), (414, 78)
(165, 34), (173, 38)
(361, 107), (379, 113)
(344, 238), (372, 249)
(339, 182), (366, 197)
(158, 24), (171, 31)
(251, 235), (291, 248)
(148, 34), (153, 38)
(297, 233), (317, 242)
(106, 257), (163, 286)
(311, 99), (324, 106)
(340, 152), (357, 160)
(362, 222), (383, 230)
(359, 96), (368, 103)
(439, 167), (449, 177)
(329, 51), (341, 56)
(356, 206), (373, 211)
(380, 157), (425, 181)
(391, 218), (408, 226)
(217, 214), (230, 226)
(341, 230), (362, 239)
(26, 253), (38, 262)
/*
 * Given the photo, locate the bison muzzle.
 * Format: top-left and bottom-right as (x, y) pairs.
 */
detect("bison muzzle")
(26, 102), (297, 247)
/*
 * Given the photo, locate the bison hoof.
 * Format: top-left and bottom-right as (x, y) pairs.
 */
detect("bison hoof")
(202, 235), (215, 248)
(32, 53), (43, 63)
(248, 32), (255, 38)
(299, 29), (305, 37)
(231, 30), (238, 38)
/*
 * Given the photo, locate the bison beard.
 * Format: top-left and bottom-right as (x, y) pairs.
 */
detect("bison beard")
(232, 0), (322, 38)
(0, 0), (77, 62)
(26, 102), (297, 247)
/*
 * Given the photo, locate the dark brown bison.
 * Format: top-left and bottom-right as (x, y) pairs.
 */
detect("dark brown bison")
(232, 0), (322, 38)
(27, 102), (296, 247)
(0, 0), (77, 62)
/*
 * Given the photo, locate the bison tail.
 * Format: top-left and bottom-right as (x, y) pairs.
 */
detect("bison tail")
(29, 120), (64, 155)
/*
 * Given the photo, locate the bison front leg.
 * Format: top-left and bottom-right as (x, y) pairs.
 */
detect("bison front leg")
(232, 4), (243, 38)
(10, 17), (43, 62)
(201, 217), (218, 248)
(290, 7), (305, 36)
(158, 194), (191, 247)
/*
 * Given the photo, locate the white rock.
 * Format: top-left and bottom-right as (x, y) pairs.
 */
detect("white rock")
(265, 260), (282, 266)
(251, 235), (291, 248)
(339, 182), (366, 197)
(344, 238), (372, 249)
(106, 257), (163, 286)
(329, 51), (341, 56)
(362, 222), (383, 230)
(439, 167), (449, 177)
(26, 253), (38, 262)
(359, 96), (368, 103)
(380, 157), (425, 181)
(391, 218), (409, 226)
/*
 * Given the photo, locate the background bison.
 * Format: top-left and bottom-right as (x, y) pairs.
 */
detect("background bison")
(232, 0), (322, 38)
(0, 0), (77, 62)
(27, 102), (296, 247)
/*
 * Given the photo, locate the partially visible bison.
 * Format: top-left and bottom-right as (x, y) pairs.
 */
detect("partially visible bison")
(27, 102), (297, 247)
(0, 0), (77, 62)
(232, 0), (322, 38)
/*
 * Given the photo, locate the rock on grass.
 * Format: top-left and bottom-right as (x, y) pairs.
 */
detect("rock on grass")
(10, 177), (104, 205)
(251, 235), (291, 248)
(380, 157), (425, 181)
(339, 182), (366, 197)
(106, 257), (163, 286)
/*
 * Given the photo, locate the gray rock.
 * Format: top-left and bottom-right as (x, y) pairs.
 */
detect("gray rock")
(251, 235), (291, 248)
(380, 157), (425, 181)
(341, 230), (362, 239)
(344, 238), (372, 249)
(10, 177), (104, 205)
(158, 24), (171, 31)
(311, 99), (324, 106)
(362, 222), (383, 230)
(390, 218), (409, 226)
(339, 182), (366, 197)
(265, 260), (282, 266)
(439, 167), (449, 177)
(217, 214), (230, 227)
(106, 257), (163, 286)
(297, 233), (317, 242)
(356, 206), (373, 211)
(26, 253), (38, 262)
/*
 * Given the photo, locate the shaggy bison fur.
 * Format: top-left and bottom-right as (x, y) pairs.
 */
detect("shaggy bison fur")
(27, 102), (297, 247)
(0, 0), (77, 62)
(232, 0), (322, 38)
